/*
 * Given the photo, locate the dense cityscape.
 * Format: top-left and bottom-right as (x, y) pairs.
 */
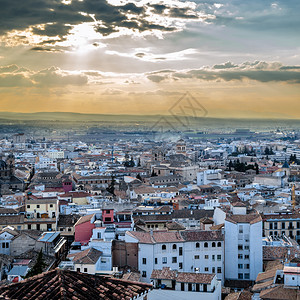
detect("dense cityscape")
(1, 0), (299, 298)
(0, 121), (299, 299)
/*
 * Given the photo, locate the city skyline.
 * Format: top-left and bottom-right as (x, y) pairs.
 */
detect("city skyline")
(0, 0), (300, 119)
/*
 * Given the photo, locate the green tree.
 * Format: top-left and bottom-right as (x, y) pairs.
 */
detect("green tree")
(25, 249), (46, 278)
(106, 176), (116, 196)
(151, 170), (157, 177)
(255, 163), (259, 174)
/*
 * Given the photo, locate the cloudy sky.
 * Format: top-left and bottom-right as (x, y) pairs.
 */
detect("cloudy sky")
(0, 0), (299, 118)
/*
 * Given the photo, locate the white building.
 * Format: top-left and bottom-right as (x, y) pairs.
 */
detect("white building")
(125, 229), (224, 284)
(150, 267), (221, 300)
(224, 203), (262, 281)
(197, 169), (222, 186)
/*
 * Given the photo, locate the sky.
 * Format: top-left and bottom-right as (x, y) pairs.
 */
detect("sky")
(0, 0), (299, 119)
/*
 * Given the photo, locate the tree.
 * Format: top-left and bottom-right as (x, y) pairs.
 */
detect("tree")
(106, 176), (116, 196)
(151, 170), (157, 177)
(25, 249), (46, 278)
(255, 163), (259, 174)
(264, 147), (270, 155)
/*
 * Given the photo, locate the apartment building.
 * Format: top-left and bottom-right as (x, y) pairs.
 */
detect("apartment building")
(125, 229), (224, 284)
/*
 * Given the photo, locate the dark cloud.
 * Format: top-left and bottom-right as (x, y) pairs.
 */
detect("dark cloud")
(0, 74), (33, 87)
(168, 7), (198, 19)
(147, 61), (300, 84)
(0, 0), (201, 47)
(32, 67), (88, 86)
(213, 62), (238, 69)
(147, 75), (166, 83)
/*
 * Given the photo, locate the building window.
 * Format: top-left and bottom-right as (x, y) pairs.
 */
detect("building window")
(238, 264), (243, 269)
(274, 222), (278, 229)
(179, 247), (183, 256)
(245, 255), (249, 259)
(244, 273), (250, 279)
(238, 273), (243, 279)
(274, 231), (278, 236)
(204, 267), (209, 272)
(282, 222), (285, 229)
(155, 258), (157, 264)
(204, 242), (208, 248)
(217, 267), (221, 273)
(47, 224), (52, 231)
(205, 255), (209, 259)
(212, 242), (216, 247)
(162, 257), (167, 264)
(212, 255), (215, 261)
(36, 224), (40, 230)
(172, 257), (177, 263)
(142, 271), (147, 277)
(37, 205), (40, 208)
(179, 262), (183, 269)
(269, 231), (273, 236)
(244, 245), (250, 250)
(196, 242), (200, 248)
(297, 222), (300, 229)
(239, 225), (243, 233)
(142, 258), (146, 264)
(269, 222), (273, 229)
(76, 268), (80, 272)
(28, 224), (31, 230)
(50, 204), (53, 208)
(162, 244), (166, 251)
(245, 264), (250, 269)
(172, 244), (177, 250)
(217, 242), (221, 247)
(217, 255), (221, 261)
(238, 245), (243, 250)
(27, 205), (30, 209)
(282, 231), (285, 236)
(238, 254), (243, 259)
(97, 232), (101, 239)
(212, 267), (215, 273)
(195, 255), (199, 259)
(84, 268), (87, 272)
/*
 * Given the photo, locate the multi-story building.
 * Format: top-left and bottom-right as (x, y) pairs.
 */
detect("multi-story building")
(25, 196), (59, 231)
(262, 211), (300, 243)
(224, 203), (262, 281)
(125, 229), (224, 284)
(150, 267), (221, 300)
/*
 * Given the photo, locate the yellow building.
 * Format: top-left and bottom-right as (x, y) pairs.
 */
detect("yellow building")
(25, 197), (58, 231)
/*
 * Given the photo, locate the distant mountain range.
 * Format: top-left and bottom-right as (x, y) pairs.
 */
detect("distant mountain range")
(0, 112), (299, 132)
(0, 111), (299, 122)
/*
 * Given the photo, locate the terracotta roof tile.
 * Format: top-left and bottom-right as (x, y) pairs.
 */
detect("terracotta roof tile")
(75, 214), (95, 226)
(0, 269), (152, 300)
(176, 272), (214, 284)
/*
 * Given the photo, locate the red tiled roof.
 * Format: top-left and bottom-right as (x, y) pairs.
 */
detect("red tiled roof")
(75, 214), (95, 226)
(0, 269), (152, 300)
(176, 272), (215, 284)
(69, 248), (102, 264)
(151, 267), (177, 280)
(226, 213), (262, 225)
